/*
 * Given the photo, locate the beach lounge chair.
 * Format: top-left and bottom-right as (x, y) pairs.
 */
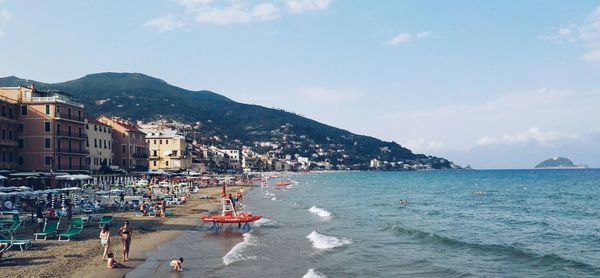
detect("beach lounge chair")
(70, 218), (85, 229)
(98, 215), (113, 228)
(57, 226), (83, 242)
(33, 220), (59, 240)
(0, 238), (32, 252)
(0, 219), (22, 239)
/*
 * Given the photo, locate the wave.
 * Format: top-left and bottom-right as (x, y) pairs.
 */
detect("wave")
(264, 192), (276, 199)
(385, 225), (600, 273)
(306, 231), (351, 250)
(253, 218), (278, 227)
(309, 206), (332, 220)
(223, 233), (257, 265)
(303, 268), (327, 278)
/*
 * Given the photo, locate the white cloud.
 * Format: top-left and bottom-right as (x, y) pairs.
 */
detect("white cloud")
(0, 8), (10, 37)
(144, 14), (184, 32)
(544, 5), (600, 63)
(148, 0), (330, 29)
(286, 0), (333, 13)
(298, 87), (362, 102)
(404, 138), (446, 152)
(253, 3), (280, 21)
(476, 127), (579, 147)
(384, 31), (432, 46)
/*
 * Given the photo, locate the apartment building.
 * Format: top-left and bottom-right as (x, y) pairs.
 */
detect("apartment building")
(97, 115), (148, 171)
(0, 96), (19, 170)
(140, 126), (191, 171)
(86, 117), (113, 172)
(0, 86), (88, 172)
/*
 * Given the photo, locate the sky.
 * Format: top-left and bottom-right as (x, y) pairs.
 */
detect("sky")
(1, 0), (599, 169)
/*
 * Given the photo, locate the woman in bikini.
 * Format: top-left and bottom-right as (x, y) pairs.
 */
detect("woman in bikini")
(118, 221), (133, 262)
(99, 224), (111, 260)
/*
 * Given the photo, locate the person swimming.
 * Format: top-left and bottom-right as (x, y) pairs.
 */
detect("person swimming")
(399, 199), (408, 205)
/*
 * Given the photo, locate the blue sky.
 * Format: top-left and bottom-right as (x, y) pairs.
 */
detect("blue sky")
(1, 0), (599, 169)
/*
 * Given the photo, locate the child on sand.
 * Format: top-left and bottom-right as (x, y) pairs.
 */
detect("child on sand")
(170, 257), (184, 272)
(106, 252), (124, 268)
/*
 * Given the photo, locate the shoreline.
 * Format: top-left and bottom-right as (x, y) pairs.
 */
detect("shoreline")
(1, 186), (249, 278)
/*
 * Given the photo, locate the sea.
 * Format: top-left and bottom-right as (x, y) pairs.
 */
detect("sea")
(127, 170), (600, 277)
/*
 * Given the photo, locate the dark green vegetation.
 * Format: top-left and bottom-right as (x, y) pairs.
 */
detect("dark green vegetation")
(0, 73), (454, 169)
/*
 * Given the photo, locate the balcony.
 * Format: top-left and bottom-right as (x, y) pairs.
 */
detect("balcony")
(56, 133), (87, 140)
(0, 139), (18, 147)
(30, 96), (84, 108)
(132, 153), (149, 159)
(56, 149), (89, 156)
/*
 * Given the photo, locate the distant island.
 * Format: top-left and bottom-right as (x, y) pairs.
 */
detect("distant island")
(535, 157), (589, 169)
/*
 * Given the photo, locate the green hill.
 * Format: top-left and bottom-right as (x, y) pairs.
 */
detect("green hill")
(0, 72), (455, 169)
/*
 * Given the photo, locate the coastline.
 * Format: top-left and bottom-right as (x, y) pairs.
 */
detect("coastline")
(2, 186), (248, 278)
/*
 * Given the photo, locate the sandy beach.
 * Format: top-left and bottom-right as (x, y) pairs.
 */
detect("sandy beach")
(1, 186), (249, 278)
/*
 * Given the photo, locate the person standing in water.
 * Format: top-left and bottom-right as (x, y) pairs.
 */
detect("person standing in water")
(100, 224), (111, 260)
(118, 221), (132, 262)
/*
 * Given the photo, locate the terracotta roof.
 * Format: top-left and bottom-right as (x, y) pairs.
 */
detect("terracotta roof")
(97, 115), (145, 134)
(87, 117), (110, 127)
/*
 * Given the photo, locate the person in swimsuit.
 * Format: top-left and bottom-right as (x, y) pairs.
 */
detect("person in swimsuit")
(118, 221), (132, 262)
(100, 224), (111, 260)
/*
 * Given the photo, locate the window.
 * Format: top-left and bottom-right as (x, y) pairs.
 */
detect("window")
(153, 161), (157, 166)
(166, 160), (169, 167)
(44, 138), (51, 149)
(56, 105), (61, 115)
(122, 145), (126, 153)
(8, 108), (13, 118)
(108, 142), (111, 150)
(44, 121), (51, 132)
(172, 150), (178, 156)
(159, 140), (162, 145)
(20, 105), (27, 116)
(68, 157), (72, 170)
(94, 139), (97, 148)
(78, 110), (81, 121)
(8, 151), (12, 162)
(68, 108), (71, 119)
(45, 156), (52, 166)
(18, 139), (23, 149)
(68, 126), (71, 137)
(7, 130), (11, 140)
(2, 151), (5, 162)
(165, 140), (169, 144)
(94, 125), (97, 131)
(18, 124), (23, 132)
(1, 129), (4, 139)
(1, 106), (5, 117)
(78, 127), (82, 138)
(56, 123), (61, 135)
(18, 157), (23, 166)
(153, 140), (156, 144)
(103, 140), (107, 149)
(122, 159), (126, 167)
(45, 104), (50, 115)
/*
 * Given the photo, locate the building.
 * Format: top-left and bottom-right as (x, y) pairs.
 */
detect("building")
(0, 86), (88, 172)
(86, 117), (113, 172)
(0, 96), (19, 170)
(140, 126), (192, 171)
(97, 115), (148, 171)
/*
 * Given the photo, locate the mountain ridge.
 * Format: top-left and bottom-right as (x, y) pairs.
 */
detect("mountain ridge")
(0, 72), (455, 170)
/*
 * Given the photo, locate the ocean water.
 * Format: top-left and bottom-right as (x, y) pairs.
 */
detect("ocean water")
(127, 170), (600, 277)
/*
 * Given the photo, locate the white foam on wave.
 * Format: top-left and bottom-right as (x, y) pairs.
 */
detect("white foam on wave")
(303, 268), (327, 278)
(306, 231), (351, 250)
(271, 197), (277, 201)
(308, 206), (332, 219)
(222, 233), (257, 265)
(264, 192), (276, 199)
(253, 218), (278, 227)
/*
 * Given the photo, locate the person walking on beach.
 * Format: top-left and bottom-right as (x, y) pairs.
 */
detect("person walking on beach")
(100, 224), (111, 260)
(118, 221), (132, 262)
(170, 257), (184, 272)
(33, 204), (44, 233)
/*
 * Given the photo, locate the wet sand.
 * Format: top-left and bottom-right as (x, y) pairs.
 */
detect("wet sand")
(1, 186), (248, 278)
